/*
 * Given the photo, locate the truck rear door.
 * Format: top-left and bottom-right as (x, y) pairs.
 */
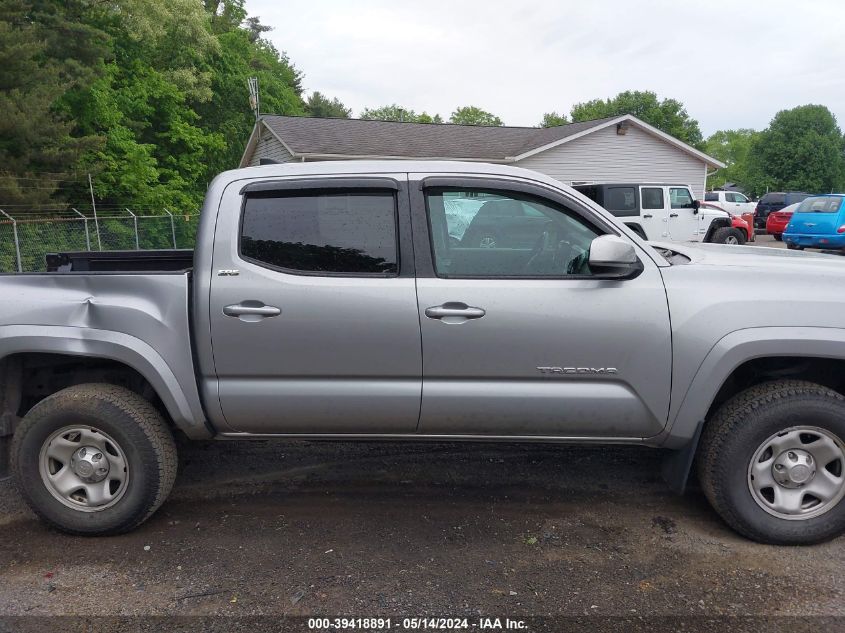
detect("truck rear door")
(639, 186), (669, 240)
(208, 175), (422, 434)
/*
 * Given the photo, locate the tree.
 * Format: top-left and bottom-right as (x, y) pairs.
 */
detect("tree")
(360, 104), (419, 122)
(538, 112), (569, 128)
(704, 129), (760, 191)
(570, 90), (704, 149)
(306, 92), (351, 118)
(747, 105), (845, 195)
(450, 106), (503, 126)
(0, 0), (108, 208)
(416, 112), (443, 124)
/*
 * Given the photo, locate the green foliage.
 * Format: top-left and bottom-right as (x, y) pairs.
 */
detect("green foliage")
(747, 105), (845, 195)
(0, 0), (305, 216)
(704, 129), (760, 191)
(538, 112), (569, 128)
(360, 104), (418, 122)
(416, 112), (444, 124)
(570, 90), (704, 149)
(0, 0), (107, 207)
(306, 92), (351, 118)
(450, 106), (503, 127)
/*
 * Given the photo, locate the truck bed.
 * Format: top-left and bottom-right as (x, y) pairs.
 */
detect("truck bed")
(45, 250), (194, 273)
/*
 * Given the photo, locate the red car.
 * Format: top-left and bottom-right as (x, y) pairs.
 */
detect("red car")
(765, 202), (801, 241)
(699, 202), (755, 243)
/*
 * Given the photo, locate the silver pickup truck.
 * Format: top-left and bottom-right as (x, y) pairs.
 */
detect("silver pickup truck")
(2, 161), (845, 544)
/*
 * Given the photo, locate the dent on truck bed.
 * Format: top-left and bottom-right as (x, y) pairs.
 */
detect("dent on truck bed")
(0, 274), (210, 439)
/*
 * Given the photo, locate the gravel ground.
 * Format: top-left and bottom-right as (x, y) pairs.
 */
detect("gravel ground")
(1, 438), (843, 625)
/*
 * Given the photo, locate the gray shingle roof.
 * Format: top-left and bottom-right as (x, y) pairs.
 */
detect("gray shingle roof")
(260, 115), (621, 160)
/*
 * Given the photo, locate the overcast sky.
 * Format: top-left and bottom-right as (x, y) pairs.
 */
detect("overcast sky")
(246, 0), (845, 136)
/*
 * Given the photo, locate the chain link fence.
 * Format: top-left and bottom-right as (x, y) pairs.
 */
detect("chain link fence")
(0, 209), (200, 272)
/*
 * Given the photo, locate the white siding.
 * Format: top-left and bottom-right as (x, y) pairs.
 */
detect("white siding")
(516, 124), (707, 198)
(247, 129), (294, 166)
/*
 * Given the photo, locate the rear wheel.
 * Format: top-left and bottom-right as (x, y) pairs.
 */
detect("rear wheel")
(697, 380), (845, 544)
(711, 227), (746, 245)
(11, 384), (177, 535)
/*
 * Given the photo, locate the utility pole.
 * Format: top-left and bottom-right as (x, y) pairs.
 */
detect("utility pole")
(88, 173), (102, 250)
(248, 77), (260, 120)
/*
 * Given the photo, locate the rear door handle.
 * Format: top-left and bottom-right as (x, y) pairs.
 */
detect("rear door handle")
(223, 301), (281, 321)
(425, 302), (486, 322)
(643, 214), (653, 219)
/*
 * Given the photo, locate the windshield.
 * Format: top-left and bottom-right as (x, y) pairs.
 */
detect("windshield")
(795, 197), (843, 213)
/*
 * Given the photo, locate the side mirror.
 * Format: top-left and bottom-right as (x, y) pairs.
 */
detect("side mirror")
(692, 199), (700, 215)
(589, 235), (642, 278)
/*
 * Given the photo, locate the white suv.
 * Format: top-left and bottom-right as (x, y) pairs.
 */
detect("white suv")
(704, 190), (756, 215)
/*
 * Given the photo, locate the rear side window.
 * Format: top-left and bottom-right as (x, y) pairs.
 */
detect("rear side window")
(704, 192), (718, 201)
(240, 191), (398, 275)
(604, 187), (637, 215)
(763, 193), (786, 205)
(641, 187), (664, 210)
(795, 197), (843, 213)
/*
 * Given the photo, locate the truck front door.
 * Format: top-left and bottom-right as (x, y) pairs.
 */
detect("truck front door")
(208, 176), (422, 434)
(412, 176), (672, 439)
(667, 186), (702, 242)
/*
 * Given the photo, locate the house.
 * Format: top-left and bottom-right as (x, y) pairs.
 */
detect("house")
(239, 114), (724, 198)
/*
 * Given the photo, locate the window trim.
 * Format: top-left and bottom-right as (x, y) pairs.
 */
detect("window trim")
(237, 187), (402, 278)
(422, 185), (622, 281)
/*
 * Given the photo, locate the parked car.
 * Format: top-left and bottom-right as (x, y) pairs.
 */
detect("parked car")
(704, 190), (757, 216)
(574, 183), (744, 244)
(4, 161), (845, 546)
(783, 194), (845, 250)
(765, 202), (801, 241)
(754, 191), (813, 230)
(698, 202), (754, 244)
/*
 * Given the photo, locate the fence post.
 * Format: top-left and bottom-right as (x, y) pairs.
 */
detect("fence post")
(164, 208), (177, 249)
(0, 209), (22, 273)
(126, 208), (139, 250)
(72, 208), (91, 251)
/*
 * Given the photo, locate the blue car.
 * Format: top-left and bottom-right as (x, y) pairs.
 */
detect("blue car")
(783, 194), (845, 250)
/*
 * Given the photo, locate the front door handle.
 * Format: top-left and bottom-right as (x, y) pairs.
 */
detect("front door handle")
(643, 214), (653, 219)
(223, 301), (281, 321)
(425, 302), (486, 322)
(669, 213), (679, 218)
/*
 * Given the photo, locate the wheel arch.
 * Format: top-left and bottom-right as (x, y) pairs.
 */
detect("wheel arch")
(0, 325), (211, 440)
(660, 327), (845, 492)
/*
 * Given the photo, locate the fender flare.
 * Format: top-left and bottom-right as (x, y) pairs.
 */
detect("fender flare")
(660, 327), (845, 492)
(0, 325), (212, 439)
(664, 326), (845, 449)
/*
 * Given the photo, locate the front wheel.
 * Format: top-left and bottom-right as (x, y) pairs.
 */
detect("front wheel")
(697, 380), (845, 544)
(11, 384), (177, 535)
(711, 227), (746, 245)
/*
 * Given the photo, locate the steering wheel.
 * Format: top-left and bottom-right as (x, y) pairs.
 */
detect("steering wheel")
(524, 222), (576, 274)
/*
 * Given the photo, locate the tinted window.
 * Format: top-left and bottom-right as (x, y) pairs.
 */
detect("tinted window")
(789, 193), (811, 203)
(704, 192), (718, 201)
(795, 196), (843, 213)
(240, 191), (397, 274)
(670, 188), (694, 209)
(604, 187), (637, 214)
(427, 189), (602, 278)
(641, 188), (664, 210)
(763, 193), (786, 205)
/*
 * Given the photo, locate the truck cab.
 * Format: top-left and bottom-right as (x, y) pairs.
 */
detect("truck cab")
(574, 183), (742, 244)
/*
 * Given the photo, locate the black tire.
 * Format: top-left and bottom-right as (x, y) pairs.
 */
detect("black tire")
(711, 226), (746, 245)
(11, 384), (177, 535)
(697, 380), (845, 544)
(787, 243), (804, 250)
(773, 234), (783, 241)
